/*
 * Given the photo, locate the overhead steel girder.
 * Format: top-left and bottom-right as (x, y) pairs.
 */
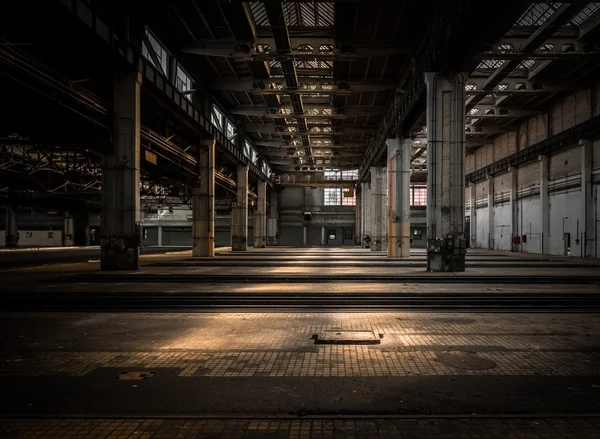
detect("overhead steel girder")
(180, 44), (405, 59)
(475, 51), (600, 60)
(230, 105), (388, 118)
(470, 105), (543, 118)
(253, 139), (368, 147)
(465, 124), (519, 135)
(210, 79), (396, 93)
(465, 77), (580, 91)
(241, 124), (377, 134)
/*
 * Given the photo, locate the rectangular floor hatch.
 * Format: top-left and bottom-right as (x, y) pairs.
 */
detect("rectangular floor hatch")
(314, 330), (380, 345)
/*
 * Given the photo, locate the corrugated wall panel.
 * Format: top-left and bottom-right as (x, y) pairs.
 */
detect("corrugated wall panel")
(550, 146), (580, 179)
(507, 132), (518, 155)
(494, 171), (512, 196)
(575, 89), (591, 124)
(475, 179), (489, 201)
(519, 121), (529, 149)
(518, 161), (540, 187)
(594, 139), (600, 170)
(486, 142), (494, 166)
(562, 93), (577, 131)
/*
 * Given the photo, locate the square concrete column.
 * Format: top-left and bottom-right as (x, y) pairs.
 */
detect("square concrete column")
(580, 139), (593, 257)
(425, 72), (467, 271)
(355, 187), (361, 245)
(232, 165), (248, 251)
(468, 183), (476, 248)
(192, 143), (215, 257)
(509, 167), (518, 252)
(157, 225), (163, 247)
(380, 167), (388, 249)
(321, 226), (326, 246)
(253, 181), (267, 248)
(63, 211), (74, 246)
(487, 175), (495, 250)
(101, 71), (142, 270)
(5, 206), (18, 248)
(539, 155), (549, 254)
(387, 137), (411, 257)
(360, 182), (370, 247)
(370, 167), (385, 251)
(266, 190), (278, 246)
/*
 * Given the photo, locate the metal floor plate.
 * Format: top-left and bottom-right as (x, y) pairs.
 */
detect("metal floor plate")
(314, 330), (380, 344)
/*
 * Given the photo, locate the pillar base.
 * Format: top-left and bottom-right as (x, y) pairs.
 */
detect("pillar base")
(5, 234), (18, 248)
(192, 236), (214, 257)
(370, 239), (383, 251)
(427, 238), (467, 272)
(101, 236), (139, 270)
(266, 236), (277, 246)
(232, 236), (247, 251)
(253, 238), (266, 248)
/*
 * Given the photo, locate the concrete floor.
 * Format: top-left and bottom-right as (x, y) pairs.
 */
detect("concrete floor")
(1, 246), (600, 437)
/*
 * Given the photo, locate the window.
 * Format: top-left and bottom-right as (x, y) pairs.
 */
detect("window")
(413, 229), (423, 240)
(342, 187), (356, 206)
(175, 66), (192, 98)
(324, 188), (341, 205)
(142, 29), (168, 76)
(328, 230), (336, 240)
(411, 186), (427, 206)
(226, 120), (236, 141)
(211, 105), (225, 131)
(324, 170), (340, 180)
(324, 169), (358, 181)
(244, 140), (259, 165)
(261, 161), (271, 177)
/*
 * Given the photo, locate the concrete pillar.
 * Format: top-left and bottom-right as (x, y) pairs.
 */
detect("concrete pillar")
(321, 226), (326, 246)
(370, 167), (385, 251)
(360, 182), (369, 247)
(509, 167), (518, 252)
(5, 206), (18, 248)
(387, 137), (411, 257)
(355, 187), (361, 245)
(101, 71), (142, 270)
(157, 225), (163, 247)
(381, 167), (388, 249)
(468, 183), (476, 248)
(303, 226), (308, 247)
(63, 211), (74, 247)
(192, 143), (215, 257)
(232, 165), (249, 251)
(425, 72), (467, 272)
(580, 139), (594, 257)
(266, 190), (278, 246)
(539, 155), (549, 254)
(487, 175), (494, 250)
(253, 181), (267, 248)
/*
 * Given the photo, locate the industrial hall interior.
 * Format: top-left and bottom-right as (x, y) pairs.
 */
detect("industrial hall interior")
(2, 1), (600, 438)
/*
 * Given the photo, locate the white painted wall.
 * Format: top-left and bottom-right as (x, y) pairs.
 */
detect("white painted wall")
(0, 230), (63, 247)
(518, 197), (542, 254)
(549, 189), (582, 256)
(493, 203), (512, 250)
(475, 206), (488, 248)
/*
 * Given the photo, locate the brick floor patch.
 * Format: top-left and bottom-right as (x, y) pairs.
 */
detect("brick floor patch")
(2, 417), (600, 438)
(437, 352), (496, 370)
(117, 371), (155, 380)
(314, 330), (381, 345)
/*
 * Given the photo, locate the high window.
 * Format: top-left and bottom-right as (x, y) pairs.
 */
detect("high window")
(211, 105), (225, 131)
(142, 29), (168, 76)
(411, 186), (427, 206)
(324, 188), (356, 206)
(175, 66), (193, 98)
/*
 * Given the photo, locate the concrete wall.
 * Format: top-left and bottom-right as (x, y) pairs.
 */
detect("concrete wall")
(0, 229), (63, 247)
(467, 82), (600, 258)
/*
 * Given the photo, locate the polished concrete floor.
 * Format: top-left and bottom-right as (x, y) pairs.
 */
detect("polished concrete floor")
(1, 246), (600, 437)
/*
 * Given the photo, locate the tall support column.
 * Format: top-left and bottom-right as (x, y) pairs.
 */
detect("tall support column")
(321, 226), (326, 246)
(63, 211), (74, 246)
(539, 155), (549, 254)
(5, 206), (18, 248)
(387, 137), (411, 257)
(360, 182), (369, 247)
(468, 183), (476, 248)
(355, 187), (361, 245)
(487, 175), (495, 250)
(232, 165), (249, 251)
(381, 167), (388, 249)
(267, 190), (278, 246)
(101, 71), (141, 270)
(253, 181), (267, 248)
(192, 142), (215, 257)
(425, 72), (467, 272)
(157, 225), (163, 247)
(370, 167), (384, 251)
(509, 167), (518, 252)
(581, 139), (593, 257)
